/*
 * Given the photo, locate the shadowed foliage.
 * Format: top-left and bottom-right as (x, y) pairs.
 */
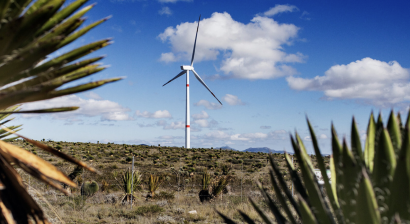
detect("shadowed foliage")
(0, 0), (120, 222)
(219, 110), (410, 224)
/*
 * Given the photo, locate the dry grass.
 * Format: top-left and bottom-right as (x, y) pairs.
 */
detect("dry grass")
(12, 140), (326, 223)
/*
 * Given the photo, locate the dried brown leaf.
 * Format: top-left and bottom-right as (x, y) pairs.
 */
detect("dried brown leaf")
(0, 140), (76, 187)
(1, 125), (95, 172)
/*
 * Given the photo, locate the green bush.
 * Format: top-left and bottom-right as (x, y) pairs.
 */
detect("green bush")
(81, 180), (99, 197)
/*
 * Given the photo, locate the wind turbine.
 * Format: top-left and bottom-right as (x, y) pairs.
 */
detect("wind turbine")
(163, 15), (222, 149)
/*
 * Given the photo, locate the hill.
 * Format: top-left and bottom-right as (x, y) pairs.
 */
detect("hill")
(243, 147), (285, 154)
(218, 145), (237, 151)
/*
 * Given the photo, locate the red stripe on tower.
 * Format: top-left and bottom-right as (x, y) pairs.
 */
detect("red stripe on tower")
(186, 125), (190, 128)
(187, 84), (189, 87)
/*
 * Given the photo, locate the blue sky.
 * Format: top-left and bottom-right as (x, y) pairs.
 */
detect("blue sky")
(14, 0), (410, 153)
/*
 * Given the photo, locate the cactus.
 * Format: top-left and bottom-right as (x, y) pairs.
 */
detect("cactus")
(81, 180), (99, 197)
(218, 110), (410, 224)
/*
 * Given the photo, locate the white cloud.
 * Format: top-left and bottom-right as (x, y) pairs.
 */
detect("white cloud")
(164, 121), (185, 129)
(21, 95), (132, 121)
(159, 12), (303, 80)
(158, 6), (172, 16)
(136, 110), (172, 118)
(223, 94), (245, 105)
(192, 111), (209, 119)
(84, 92), (102, 100)
(194, 100), (223, 110)
(194, 119), (208, 128)
(304, 136), (311, 141)
(203, 131), (269, 141)
(287, 57), (410, 106)
(159, 52), (177, 62)
(319, 134), (327, 139)
(153, 120), (185, 130)
(262, 4), (299, 17)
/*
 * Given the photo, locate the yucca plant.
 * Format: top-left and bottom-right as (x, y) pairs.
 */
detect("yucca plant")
(199, 172), (212, 202)
(219, 110), (410, 224)
(117, 168), (142, 203)
(148, 174), (162, 197)
(199, 172), (231, 202)
(0, 0), (120, 222)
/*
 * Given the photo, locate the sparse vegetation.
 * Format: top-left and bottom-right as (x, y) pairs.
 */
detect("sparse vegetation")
(10, 138), (310, 223)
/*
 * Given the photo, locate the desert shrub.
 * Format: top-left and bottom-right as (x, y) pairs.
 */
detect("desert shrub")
(134, 205), (164, 216)
(155, 191), (175, 201)
(81, 180), (99, 197)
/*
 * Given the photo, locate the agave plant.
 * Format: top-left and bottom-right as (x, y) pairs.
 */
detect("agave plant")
(219, 110), (410, 224)
(117, 168), (142, 203)
(148, 174), (163, 197)
(0, 0), (120, 222)
(199, 172), (231, 203)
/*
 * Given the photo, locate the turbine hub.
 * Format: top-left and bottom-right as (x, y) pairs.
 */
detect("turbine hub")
(181, 65), (193, 71)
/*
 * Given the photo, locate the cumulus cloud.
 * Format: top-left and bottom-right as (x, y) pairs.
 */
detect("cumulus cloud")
(192, 111), (209, 119)
(158, 6), (172, 16)
(159, 52), (177, 62)
(223, 94), (245, 105)
(194, 119), (209, 128)
(262, 4), (299, 17)
(201, 129), (287, 142)
(193, 119), (218, 128)
(84, 92), (102, 100)
(164, 121), (185, 129)
(136, 110), (172, 118)
(287, 57), (410, 106)
(153, 120), (185, 130)
(194, 100), (223, 109)
(21, 95), (132, 121)
(159, 12), (303, 80)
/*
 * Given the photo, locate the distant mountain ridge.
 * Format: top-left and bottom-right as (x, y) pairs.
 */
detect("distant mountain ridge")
(218, 146), (237, 151)
(243, 147), (285, 154)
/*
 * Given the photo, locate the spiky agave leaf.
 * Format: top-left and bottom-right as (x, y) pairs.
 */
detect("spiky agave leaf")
(218, 112), (410, 224)
(0, 0), (121, 222)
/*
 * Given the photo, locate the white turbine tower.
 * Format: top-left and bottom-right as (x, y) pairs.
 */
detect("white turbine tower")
(163, 15), (222, 149)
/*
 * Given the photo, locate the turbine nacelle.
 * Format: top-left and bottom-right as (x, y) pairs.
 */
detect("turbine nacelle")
(181, 65), (193, 71)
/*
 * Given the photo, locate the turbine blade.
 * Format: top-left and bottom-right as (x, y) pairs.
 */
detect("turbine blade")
(190, 15), (201, 67)
(192, 70), (222, 105)
(163, 70), (187, 87)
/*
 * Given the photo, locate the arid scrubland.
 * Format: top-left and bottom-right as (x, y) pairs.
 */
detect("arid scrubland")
(13, 140), (327, 223)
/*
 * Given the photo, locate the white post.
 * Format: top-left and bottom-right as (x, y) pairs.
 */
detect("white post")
(185, 70), (190, 149)
(131, 156), (134, 209)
